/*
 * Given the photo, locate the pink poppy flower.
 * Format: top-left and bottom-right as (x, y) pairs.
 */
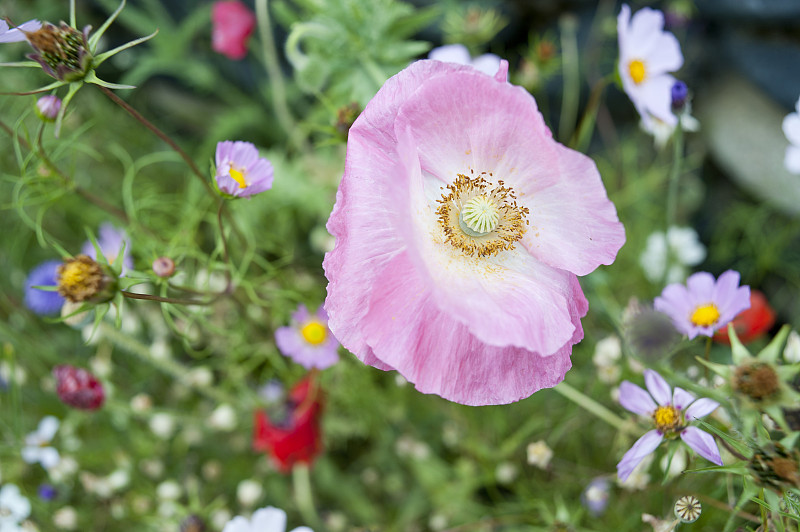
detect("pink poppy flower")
(211, 0), (256, 60)
(275, 305), (340, 370)
(617, 369), (722, 481)
(617, 4), (683, 128)
(214, 140), (274, 198)
(654, 270), (751, 340)
(323, 60), (625, 405)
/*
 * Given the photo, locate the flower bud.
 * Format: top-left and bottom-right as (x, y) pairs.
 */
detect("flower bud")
(53, 365), (105, 410)
(152, 257), (175, 278)
(36, 95), (62, 122)
(671, 81), (689, 112)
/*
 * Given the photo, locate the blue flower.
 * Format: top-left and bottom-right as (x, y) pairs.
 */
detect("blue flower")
(24, 260), (65, 315)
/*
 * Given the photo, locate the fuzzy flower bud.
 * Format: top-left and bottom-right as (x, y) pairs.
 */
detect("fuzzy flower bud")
(671, 81), (689, 112)
(36, 95), (62, 121)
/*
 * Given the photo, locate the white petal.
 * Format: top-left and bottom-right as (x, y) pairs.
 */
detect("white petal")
(782, 113), (800, 147)
(250, 507), (287, 532)
(37, 415), (60, 442)
(38, 447), (60, 469)
(428, 44), (471, 66)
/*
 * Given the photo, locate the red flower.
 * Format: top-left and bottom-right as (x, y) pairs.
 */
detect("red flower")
(211, 0), (256, 60)
(714, 290), (776, 345)
(53, 365), (105, 410)
(253, 376), (322, 472)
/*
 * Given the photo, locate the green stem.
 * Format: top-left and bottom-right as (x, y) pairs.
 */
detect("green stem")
(120, 290), (211, 306)
(665, 123), (684, 230)
(558, 14), (580, 144)
(292, 463), (321, 528)
(552, 381), (636, 435)
(703, 336), (712, 382)
(662, 123), (684, 286)
(97, 85), (215, 198)
(255, 0), (307, 152)
(569, 76), (611, 152)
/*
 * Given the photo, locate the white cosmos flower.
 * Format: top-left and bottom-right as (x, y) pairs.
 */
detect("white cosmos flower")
(222, 506), (313, 532)
(783, 96), (800, 174)
(617, 4), (683, 129)
(21, 416), (60, 469)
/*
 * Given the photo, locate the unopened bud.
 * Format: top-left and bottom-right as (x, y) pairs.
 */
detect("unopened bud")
(36, 95), (62, 121)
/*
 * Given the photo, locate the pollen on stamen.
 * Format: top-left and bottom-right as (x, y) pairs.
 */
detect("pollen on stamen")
(435, 174), (529, 257)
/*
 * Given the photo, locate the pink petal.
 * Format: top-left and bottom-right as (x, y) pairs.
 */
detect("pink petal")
(617, 430), (663, 481)
(619, 381), (656, 415)
(685, 398), (719, 420)
(644, 369), (672, 405)
(680, 426), (722, 465)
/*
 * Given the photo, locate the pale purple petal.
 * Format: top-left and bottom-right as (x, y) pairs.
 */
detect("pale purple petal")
(685, 398), (719, 420)
(428, 44), (471, 66)
(0, 19), (40, 43)
(617, 430), (663, 481)
(644, 369), (672, 405)
(686, 271), (716, 302)
(672, 387), (695, 410)
(290, 528), (314, 532)
(275, 308), (340, 370)
(641, 33), (683, 76)
(214, 140), (273, 198)
(637, 74), (678, 125)
(250, 507), (287, 531)
(680, 426), (723, 465)
(619, 381), (656, 415)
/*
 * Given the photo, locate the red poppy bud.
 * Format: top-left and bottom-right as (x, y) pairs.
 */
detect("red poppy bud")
(53, 365), (105, 410)
(253, 376), (322, 472)
(714, 290), (776, 345)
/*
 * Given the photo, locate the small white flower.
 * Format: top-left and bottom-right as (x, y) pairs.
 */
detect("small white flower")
(428, 44), (501, 76)
(187, 367), (214, 387)
(221, 506), (313, 532)
(47, 456), (78, 483)
(156, 480), (181, 501)
(592, 336), (622, 367)
(783, 96), (800, 174)
(597, 364), (622, 384)
(130, 393), (153, 413)
(209, 404), (238, 432)
(526, 440), (553, 469)
(784, 330), (800, 363)
(639, 226), (706, 283)
(52, 506), (78, 530)
(149, 413), (176, 439)
(236, 479), (263, 507)
(641, 109), (699, 148)
(495, 462), (518, 484)
(21, 416), (60, 469)
(0, 484), (31, 527)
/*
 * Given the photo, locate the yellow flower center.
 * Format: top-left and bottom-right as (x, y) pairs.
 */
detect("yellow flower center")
(652, 405), (681, 433)
(57, 255), (106, 303)
(59, 259), (93, 290)
(690, 304), (720, 327)
(301, 321), (327, 345)
(628, 59), (646, 84)
(436, 173), (529, 257)
(229, 166), (248, 189)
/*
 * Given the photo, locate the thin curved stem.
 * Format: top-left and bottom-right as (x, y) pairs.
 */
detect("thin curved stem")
(121, 290), (211, 306)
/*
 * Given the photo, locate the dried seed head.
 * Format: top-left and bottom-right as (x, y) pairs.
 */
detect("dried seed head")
(674, 495), (701, 523)
(733, 362), (780, 402)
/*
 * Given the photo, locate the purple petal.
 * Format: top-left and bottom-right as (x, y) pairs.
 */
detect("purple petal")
(619, 381), (656, 415)
(617, 430), (663, 481)
(672, 387), (695, 410)
(685, 398), (719, 420)
(680, 427), (722, 465)
(644, 369), (672, 405)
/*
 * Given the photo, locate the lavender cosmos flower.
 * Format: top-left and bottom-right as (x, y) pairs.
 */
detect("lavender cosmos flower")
(323, 60), (625, 405)
(654, 270), (751, 339)
(81, 223), (133, 274)
(783, 95), (800, 175)
(215, 141), (274, 198)
(275, 305), (340, 370)
(24, 260), (66, 315)
(617, 5), (683, 129)
(617, 369), (722, 481)
(0, 19), (40, 43)
(428, 44), (501, 76)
